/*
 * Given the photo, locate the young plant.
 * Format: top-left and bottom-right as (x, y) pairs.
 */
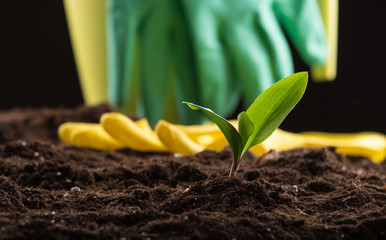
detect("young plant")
(183, 72), (308, 178)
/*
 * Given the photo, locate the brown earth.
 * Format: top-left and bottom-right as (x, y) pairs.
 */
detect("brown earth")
(0, 104), (385, 240)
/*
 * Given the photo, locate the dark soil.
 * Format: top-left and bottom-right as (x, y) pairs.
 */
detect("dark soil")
(0, 104), (385, 240)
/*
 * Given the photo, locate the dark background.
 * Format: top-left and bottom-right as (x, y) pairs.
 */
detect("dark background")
(1, 1), (385, 133)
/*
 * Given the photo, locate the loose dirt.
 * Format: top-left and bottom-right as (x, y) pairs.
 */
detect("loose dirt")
(0, 104), (385, 240)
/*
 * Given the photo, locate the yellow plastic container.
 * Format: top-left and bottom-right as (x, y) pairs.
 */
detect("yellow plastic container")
(312, 0), (339, 81)
(63, 0), (108, 105)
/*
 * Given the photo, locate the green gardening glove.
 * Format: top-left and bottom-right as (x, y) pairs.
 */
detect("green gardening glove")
(107, 0), (327, 125)
(107, 0), (203, 125)
(181, 0), (328, 111)
(106, 0), (149, 110)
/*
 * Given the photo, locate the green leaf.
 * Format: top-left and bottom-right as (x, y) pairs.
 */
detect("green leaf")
(237, 111), (254, 147)
(182, 101), (243, 162)
(243, 72), (308, 153)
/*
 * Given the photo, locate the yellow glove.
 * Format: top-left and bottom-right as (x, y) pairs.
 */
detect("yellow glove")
(58, 114), (385, 163)
(250, 129), (386, 163)
(301, 131), (386, 163)
(156, 121), (386, 162)
(170, 120), (237, 152)
(58, 122), (123, 150)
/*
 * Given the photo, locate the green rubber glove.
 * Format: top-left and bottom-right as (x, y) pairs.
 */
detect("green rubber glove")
(106, 0), (148, 109)
(107, 0), (203, 125)
(181, 0), (328, 110)
(107, 0), (327, 125)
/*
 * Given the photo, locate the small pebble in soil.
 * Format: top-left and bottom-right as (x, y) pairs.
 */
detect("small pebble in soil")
(21, 141), (27, 146)
(65, 179), (72, 183)
(292, 185), (299, 193)
(57, 172), (62, 176)
(63, 193), (70, 197)
(71, 186), (81, 192)
(184, 187), (190, 193)
(51, 211), (56, 215)
(34, 152), (39, 157)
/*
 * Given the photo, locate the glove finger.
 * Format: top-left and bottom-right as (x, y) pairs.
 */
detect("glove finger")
(174, 119), (237, 139)
(101, 112), (167, 152)
(273, 0), (327, 66)
(140, 2), (178, 125)
(173, 9), (204, 125)
(106, 0), (152, 107)
(176, 122), (223, 138)
(174, 120), (237, 151)
(250, 128), (307, 156)
(155, 120), (204, 156)
(135, 118), (155, 134)
(58, 122), (95, 144)
(181, 1), (241, 117)
(72, 126), (124, 150)
(107, 0), (133, 106)
(58, 122), (123, 150)
(224, 19), (292, 106)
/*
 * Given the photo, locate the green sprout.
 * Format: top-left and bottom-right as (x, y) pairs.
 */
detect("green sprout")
(183, 72), (308, 178)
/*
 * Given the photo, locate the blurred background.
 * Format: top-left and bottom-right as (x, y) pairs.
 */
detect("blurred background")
(0, 0), (385, 133)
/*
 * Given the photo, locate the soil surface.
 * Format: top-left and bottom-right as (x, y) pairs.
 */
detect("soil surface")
(0, 104), (385, 240)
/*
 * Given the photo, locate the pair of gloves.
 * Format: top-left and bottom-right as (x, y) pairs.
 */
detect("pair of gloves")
(58, 113), (386, 163)
(106, 0), (329, 125)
